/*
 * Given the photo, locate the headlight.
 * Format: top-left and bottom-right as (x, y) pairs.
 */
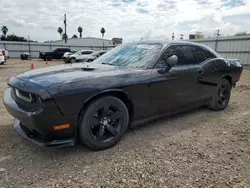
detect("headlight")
(15, 88), (33, 102)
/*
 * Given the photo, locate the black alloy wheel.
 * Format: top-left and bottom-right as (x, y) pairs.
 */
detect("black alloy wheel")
(217, 83), (230, 108)
(207, 78), (231, 111)
(79, 96), (129, 150)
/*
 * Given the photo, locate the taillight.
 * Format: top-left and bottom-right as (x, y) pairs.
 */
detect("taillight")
(2, 50), (5, 56)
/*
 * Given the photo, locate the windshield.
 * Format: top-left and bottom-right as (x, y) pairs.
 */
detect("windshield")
(94, 43), (162, 68)
(75, 50), (82, 55)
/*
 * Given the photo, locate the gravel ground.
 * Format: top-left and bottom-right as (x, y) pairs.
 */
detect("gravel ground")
(0, 59), (250, 188)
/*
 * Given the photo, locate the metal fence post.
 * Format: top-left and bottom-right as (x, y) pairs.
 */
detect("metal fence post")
(214, 39), (218, 52)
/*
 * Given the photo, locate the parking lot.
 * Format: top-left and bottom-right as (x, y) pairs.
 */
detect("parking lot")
(0, 59), (250, 188)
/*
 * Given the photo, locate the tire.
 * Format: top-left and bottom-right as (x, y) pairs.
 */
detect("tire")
(87, 59), (93, 62)
(70, 57), (76, 63)
(45, 56), (52, 61)
(79, 96), (129, 150)
(207, 78), (231, 111)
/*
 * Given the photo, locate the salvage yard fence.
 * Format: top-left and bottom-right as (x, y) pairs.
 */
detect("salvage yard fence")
(0, 41), (116, 59)
(188, 36), (250, 66)
(0, 36), (250, 65)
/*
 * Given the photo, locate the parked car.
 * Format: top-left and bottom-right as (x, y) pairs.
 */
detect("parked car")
(62, 52), (74, 61)
(0, 53), (5, 65)
(74, 50), (107, 63)
(39, 47), (71, 61)
(20, 53), (31, 60)
(4, 41), (243, 150)
(65, 50), (95, 63)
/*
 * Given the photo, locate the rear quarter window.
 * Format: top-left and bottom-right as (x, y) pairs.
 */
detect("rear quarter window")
(188, 46), (216, 64)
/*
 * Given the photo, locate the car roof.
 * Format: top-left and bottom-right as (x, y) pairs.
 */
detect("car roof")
(81, 49), (95, 51)
(130, 40), (207, 48)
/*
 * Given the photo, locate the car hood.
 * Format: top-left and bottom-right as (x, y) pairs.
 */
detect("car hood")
(15, 63), (144, 89)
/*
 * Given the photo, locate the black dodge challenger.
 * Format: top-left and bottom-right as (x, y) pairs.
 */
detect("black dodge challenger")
(4, 41), (243, 150)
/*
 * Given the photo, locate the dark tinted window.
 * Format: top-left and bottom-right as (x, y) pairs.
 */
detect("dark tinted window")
(81, 51), (93, 54)
(58, 48), (70, 52)
(188, 46), (216, 63)
(160, 46), (196, 65)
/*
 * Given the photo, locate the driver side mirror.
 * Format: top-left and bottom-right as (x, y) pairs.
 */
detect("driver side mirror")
(166, 55), (178, 67)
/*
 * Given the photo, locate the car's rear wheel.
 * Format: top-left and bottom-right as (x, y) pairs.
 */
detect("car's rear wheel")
(207, 78), (231, 111)
(79, 96), (129, 150)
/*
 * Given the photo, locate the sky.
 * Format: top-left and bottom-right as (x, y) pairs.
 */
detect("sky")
(0, 0), (249, 42)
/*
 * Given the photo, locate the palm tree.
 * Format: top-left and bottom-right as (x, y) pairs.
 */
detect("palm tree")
(57, 27), (63, 36)
(1, 26), (8, 37)
(78, 26), (83, 38)
(62, 33), (68, 41)
(100, 28), (106, 50)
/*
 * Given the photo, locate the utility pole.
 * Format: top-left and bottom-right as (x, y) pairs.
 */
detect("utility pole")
(28, 35), (31, 57)
(216, 29), (220, 38)
(64, 14), (67, 44)
(180, 34), (184, 40)
(214, 29), (220, 52)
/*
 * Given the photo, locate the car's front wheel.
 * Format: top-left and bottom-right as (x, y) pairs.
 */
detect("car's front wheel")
(207, 78), (231, 111)
(70, 57), (76, 63)
(79, 96), (129, 150)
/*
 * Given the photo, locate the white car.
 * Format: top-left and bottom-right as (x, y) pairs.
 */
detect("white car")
(63, 52), (73, 60)
(0, 53), (5, 65)
(75, 50), (107, 63)
(66, 50), (95, 63)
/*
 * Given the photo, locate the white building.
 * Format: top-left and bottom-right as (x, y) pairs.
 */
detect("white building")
(50, 37), (115, 47)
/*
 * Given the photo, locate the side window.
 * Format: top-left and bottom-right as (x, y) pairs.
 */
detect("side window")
(63, 48), (70, 52)
(159, 46), (196, 66)
(189, 46), (216, 63)
(82, 51), (92, 54)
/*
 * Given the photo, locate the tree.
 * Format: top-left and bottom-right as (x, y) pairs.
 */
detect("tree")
(100, 27), (106, 38)
(100, 28), (106, 50)
(1, 26), (8, 37)
(78, 26), (83, 38)
(1, 34), (27, 41)
(234, 31), (250, 36)
(58, 27), (63, 36)
(72, 34), (78, 38)
(62, 33), (68, 41)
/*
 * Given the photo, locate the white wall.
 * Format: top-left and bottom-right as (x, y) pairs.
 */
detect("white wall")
(0, 39), (116, 58)
(51, 37), (114, 46)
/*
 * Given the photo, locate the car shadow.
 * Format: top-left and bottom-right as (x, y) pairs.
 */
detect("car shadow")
(35, 106), (214, 156)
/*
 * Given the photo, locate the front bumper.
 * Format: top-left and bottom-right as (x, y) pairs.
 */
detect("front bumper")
(14, 119), (75, 147)
(4, 85), (78, 148)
